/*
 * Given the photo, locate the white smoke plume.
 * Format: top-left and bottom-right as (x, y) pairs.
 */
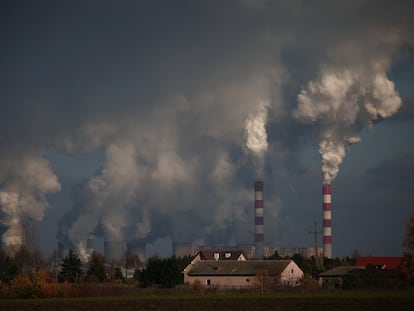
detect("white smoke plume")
(294, 65), (402, 184)
(56, 69), (280, 255)
(63, 141), (144, 250)
(0, 156), (61, 247)
(245, 101), (270, 177)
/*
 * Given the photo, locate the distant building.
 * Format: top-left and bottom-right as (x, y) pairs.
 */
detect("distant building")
(318, 266), (364, 288)
(173, 243), (321, 260)
(319, 257), (405, 289)
(356, 256), (403, 270)
(276, 247), (323, 258)
(239, 245), (255, 259)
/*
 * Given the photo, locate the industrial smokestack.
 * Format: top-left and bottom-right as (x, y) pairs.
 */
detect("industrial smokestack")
(255, 181), (264, 259)
(322, 184), (332, 259)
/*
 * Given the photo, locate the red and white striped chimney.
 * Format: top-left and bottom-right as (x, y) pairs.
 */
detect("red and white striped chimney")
(322, 184), (332, 259)
(255, 181), (264, 259)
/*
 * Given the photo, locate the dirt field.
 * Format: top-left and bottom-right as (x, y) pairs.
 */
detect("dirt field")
(1, 291), (413, 311)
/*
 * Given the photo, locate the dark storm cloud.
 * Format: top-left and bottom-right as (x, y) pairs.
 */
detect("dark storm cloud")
(0, 0), (413, 256)
(394, 97), (414, 120)
(329, 154), (414, 256)
(364, 154), (414, 192)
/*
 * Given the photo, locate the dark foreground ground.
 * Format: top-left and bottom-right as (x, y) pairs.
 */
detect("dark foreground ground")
(1, 291), (414, 311)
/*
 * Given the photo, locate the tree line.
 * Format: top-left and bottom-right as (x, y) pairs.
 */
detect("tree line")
(1, 212), (413, 297)
(0, 246), (193, 298)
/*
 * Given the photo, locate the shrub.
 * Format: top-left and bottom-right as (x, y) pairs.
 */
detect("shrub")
(191, 279), (205, 294)
(8, 275), (40, 298)
(300, 274), (320, 290)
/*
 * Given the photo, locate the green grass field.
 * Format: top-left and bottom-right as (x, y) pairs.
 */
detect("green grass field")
(1, 290), (413, 311)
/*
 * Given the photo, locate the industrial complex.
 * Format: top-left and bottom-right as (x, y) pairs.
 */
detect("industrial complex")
(1, 180), (329, 264)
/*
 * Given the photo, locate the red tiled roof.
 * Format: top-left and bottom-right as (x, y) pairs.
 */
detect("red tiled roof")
(198, 251), (245, 261)
(356, 256), (403, 270)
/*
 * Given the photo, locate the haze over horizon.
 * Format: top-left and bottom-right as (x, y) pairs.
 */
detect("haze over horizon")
(1, 0), (414, 259)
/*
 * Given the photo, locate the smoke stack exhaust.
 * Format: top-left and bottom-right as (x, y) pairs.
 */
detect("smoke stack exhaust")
(322, 184), (332, 259)
(255, 181), (264, 259)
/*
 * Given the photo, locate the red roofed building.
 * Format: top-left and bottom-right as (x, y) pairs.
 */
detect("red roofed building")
(356, 256), (403, 270)
(197, 251), (247, 261)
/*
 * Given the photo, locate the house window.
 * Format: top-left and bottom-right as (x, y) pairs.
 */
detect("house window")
(206, 279), (211, 286)
(291, 269), (294, 274)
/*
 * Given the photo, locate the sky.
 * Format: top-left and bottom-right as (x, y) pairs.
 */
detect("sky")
(1, 0), (414, 260)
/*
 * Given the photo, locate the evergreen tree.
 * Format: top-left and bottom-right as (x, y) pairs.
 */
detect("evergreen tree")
(137, 255), (188, 288)
(292, 253), (313, 275)
(0, 255), (19, 283)
(86, 251), (106, 282)
(58, 250), (84, 283)
(266, 250), (282, 260)
(403, 213), (414, 252)
(114, 267), (124, 280)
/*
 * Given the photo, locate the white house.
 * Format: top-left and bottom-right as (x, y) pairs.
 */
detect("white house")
(184, 259), (303, 288)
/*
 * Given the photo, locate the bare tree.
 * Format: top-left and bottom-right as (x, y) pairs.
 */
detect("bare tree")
(255, 269), (273, 293)
(46, 250), (60, 281)
(403, 213), (414, 252)
(401, 213), (414, 281)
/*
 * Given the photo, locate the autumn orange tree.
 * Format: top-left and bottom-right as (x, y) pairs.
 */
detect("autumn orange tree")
(400, 213), (414, 282)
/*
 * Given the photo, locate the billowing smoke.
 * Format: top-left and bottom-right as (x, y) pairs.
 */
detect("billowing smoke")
(1, 1), (413, 257)
(0, 156), (61, 248)
(53, 61), (282, 254)
(245, 101), (270, 177)
(57, 141), (148, 259)
(293, 56), (402, 184)
(57, 84), (274, 255)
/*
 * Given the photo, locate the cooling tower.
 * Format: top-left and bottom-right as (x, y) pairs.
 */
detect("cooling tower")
(322, 184), (332, 259)
(57, 242), (66, 259)
(173, 243), (199, 258)
(104, 241), (125, 263)
(255, 181), (264, 259)
(127, 242), (146, 263)
(2, 222), (26, 256)
(86, 233), (95, 255)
